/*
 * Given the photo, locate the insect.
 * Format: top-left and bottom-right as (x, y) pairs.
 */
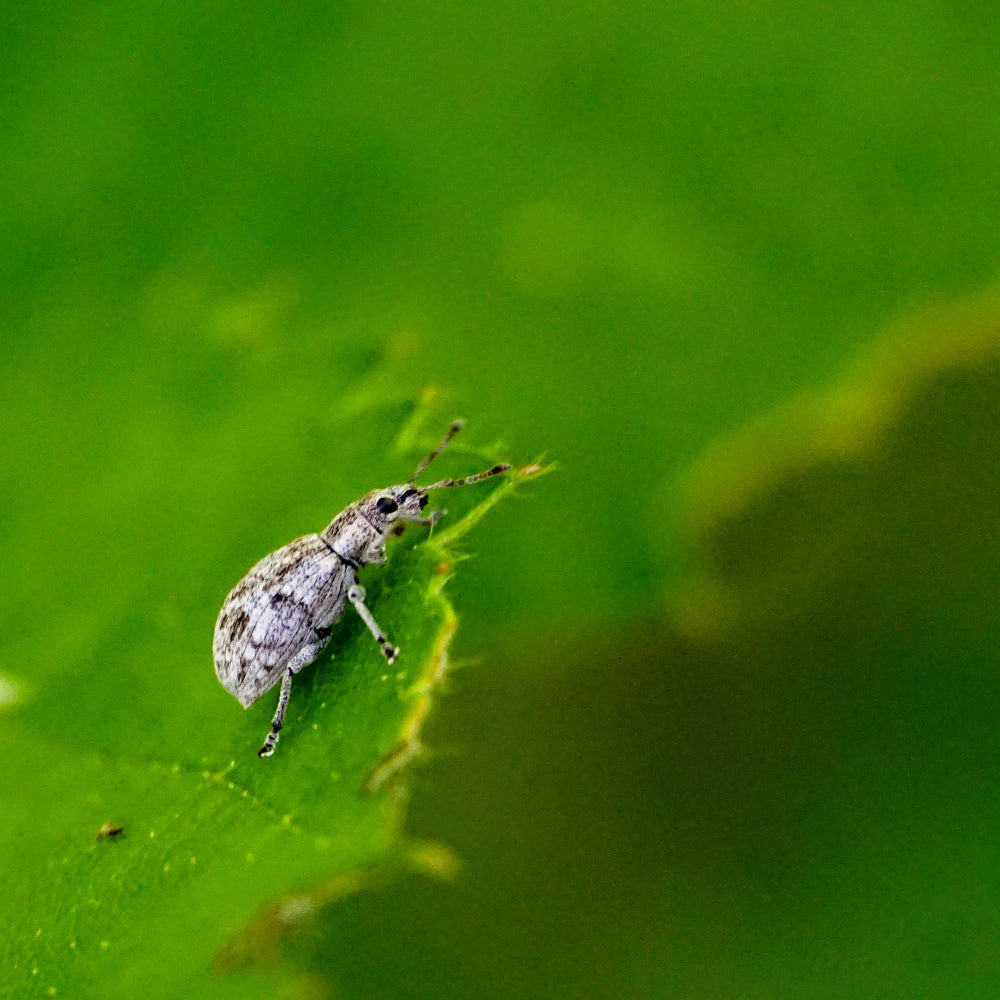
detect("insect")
(213, 420), (509, 758)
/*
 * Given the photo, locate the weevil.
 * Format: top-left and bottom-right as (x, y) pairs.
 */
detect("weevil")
(213, 420), (509, 758)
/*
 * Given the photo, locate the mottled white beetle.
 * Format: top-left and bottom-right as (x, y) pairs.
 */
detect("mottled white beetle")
(214, 420), (509, 757)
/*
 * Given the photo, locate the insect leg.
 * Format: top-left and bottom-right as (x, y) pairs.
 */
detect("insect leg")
(258, 669), (293, 758)
(347, 584), (399, 664)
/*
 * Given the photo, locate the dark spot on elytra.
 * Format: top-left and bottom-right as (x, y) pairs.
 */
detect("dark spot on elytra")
(270, 551), (309, 583)
(227, 609), (249, 642)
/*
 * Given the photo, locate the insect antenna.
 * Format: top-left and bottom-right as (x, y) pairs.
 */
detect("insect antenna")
(422, 462), (510, 491)
(409, 419), (465, 483)
(410, 419), (510, 490)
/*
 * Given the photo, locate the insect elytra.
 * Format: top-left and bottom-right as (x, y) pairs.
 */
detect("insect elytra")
(213, 420), (509, 758)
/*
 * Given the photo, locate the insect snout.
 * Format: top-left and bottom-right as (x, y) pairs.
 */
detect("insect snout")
(397, 488), (428, 509)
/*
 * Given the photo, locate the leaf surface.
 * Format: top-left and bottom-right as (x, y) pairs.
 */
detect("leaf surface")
(2, 422), (542, 999)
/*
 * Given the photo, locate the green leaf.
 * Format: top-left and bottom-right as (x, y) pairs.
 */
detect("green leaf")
(1, 417), (545, 999)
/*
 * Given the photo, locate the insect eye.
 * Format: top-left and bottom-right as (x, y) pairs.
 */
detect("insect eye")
(375, 497), (398, 515)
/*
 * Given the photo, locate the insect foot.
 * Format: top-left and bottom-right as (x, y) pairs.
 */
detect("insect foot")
(212, 420), (510, 758)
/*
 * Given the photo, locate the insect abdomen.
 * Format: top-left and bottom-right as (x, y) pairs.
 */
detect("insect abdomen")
(213, 535), (347, 706)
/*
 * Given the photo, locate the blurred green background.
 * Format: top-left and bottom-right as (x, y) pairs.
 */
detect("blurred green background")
(4, 0), (1000, 996)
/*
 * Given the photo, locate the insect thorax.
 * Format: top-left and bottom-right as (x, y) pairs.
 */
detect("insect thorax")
(320, 504), (385, 566)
